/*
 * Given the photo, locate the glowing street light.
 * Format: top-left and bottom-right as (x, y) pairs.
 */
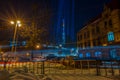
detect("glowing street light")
(10, 20), (21, 25)
(10, 21), (15, 24)
(26, 52), (30, 57)
(36, 44), (41, 49)
(18, 24), (22, 27)
(10, 20), (22, 52)
(17, 20), (20, 24)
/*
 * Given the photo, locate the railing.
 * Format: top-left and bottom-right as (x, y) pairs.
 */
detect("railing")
(0, 59), (120, 78)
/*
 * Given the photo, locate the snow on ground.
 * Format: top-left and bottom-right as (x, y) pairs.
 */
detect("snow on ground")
(0, 61), (119, 80)
(47, 74), (113, 80)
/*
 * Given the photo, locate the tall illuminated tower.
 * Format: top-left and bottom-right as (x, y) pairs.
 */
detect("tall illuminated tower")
(62, 19), (65, 45)
(51, 0), (75, 47)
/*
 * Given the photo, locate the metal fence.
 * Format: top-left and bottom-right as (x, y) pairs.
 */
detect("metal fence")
(0, 59), (120, 78)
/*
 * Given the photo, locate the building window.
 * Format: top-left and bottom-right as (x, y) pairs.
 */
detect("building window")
(105, 14), (108, 18)
(104, 21), (107, 29)
(87, 31), (90, 38)
(78, 34), (82, 41)
(78, 36), (79, 40)
(98, 39), (101, 46)
(79, 53), (83, 58)
(86, 52), (91, 58)
(85, 42), (87, 47)
(92, 28), (95, 35)
(88, 41), (90, 47)
(80, 35), (82, 40)
(95, 51), (102, 57)
(78, 35), (80, 40)
(110, 49), (116, 58)
(107, 32), (114, 42)
(116, 32), (120, 41)
(84, 32), (86, 39)
(96, 26), (100, 33)
(109, 20), (112, 28)
(93, 41), (96, 46)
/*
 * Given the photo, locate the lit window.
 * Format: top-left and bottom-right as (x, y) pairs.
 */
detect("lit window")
(109, 20), (112, 28)
(86, 52), (91, 57)
(107, 32), (114, 41)
(79, 53), (83, 58)
(22, 41), (26, 46)
(95, 51), (102, 57)
(110, 49), (116, 58)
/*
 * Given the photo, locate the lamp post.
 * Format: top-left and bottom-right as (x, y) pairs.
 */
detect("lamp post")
(31, 44), (41, 60)
(36, 44), (41, 49)
(10, 20), (21, 56)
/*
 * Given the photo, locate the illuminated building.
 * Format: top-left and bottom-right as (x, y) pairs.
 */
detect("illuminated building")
(77, 0), (120, 48)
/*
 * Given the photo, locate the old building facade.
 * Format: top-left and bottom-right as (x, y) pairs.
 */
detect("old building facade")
(77, 0), (120, 48)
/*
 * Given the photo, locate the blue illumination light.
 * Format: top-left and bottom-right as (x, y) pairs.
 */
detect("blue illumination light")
(22, 41), (26, 46)
(70, 48), (74, 53)
(108, 32), (114, 42)
(95, 51), (102, 57)
(62, 19), (65, 44)
(86, 52), (91, 57)
(56, 0), (64, 44)
(110, 49), (116, 58)
(79, 53), (83, 58)
(10, 41), (16, 47)
(55, 0), (75, 46)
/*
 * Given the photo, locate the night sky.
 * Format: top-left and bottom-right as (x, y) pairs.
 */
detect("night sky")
(75, 0), (110, 30)
(0, 0), (111, 28)
(0, 0), (111, 43)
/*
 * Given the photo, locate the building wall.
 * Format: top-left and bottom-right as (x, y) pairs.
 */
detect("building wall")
(77, 4), (120, 48)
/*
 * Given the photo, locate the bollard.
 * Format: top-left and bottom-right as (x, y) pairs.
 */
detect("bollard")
(104, 61), (108, 76)
(74, 61), (76, 74)
(110, 60), (114, 76)
(41, 61), (45, 74)
(118, 60), (120, 76)
(36, 62), (38, 74)
(96, 60), (100, 76)
(33, 62), (35, 73)
(55, 61), (57, 74)
(87, 60), (90, 74)
(42, 61), (45, 74)
(48, 61), (50, 74)
(80, 60), (83, 74)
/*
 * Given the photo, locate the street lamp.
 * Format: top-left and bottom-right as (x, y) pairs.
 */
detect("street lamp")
(10, 20), (21, 53)
(36, 44), (41, 49)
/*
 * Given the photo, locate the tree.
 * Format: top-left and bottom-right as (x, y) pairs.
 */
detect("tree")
(19, 3), (51, 49)
(19, 24), (47, 49)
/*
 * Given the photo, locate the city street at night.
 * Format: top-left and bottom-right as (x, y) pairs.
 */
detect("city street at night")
(0, 0), (120, 80)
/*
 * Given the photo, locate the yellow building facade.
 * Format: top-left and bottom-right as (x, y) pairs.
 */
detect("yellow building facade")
(77, 0), (120, 48)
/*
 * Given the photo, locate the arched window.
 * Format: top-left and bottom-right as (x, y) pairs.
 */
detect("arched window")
(110, 49), (116, 58)
(79, 53), (83, 58)
(95, 51), (102, 57)
(86, 52), (91, 57)
(108, 32), (114, 42)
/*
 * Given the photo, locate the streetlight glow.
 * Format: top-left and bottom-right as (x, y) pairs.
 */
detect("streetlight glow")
(10, 20), (22, 52)
(36, 44), (41, 49)
(18, 24), (21, 27)
(17, 20), (20, 24)
(10, 21), (14, 24)
(26, 53), (30, 56)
